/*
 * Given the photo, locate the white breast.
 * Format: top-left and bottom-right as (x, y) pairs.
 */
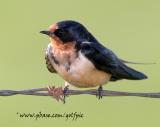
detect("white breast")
(58, 54), (111, 88)
(47, 44), (111, 88)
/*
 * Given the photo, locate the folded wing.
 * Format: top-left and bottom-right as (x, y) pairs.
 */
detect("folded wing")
(80, 42), (147, 81)
(45, 44), (57, 73)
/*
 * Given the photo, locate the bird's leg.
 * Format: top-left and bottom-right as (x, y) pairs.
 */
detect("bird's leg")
(63, 86), (69, 104)
(63, 82), (70, 104)
(47, 86), (63, 102)
(97, 85), (103, 99)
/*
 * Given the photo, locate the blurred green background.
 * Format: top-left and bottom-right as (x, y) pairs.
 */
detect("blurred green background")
(0, 0), (160, 126)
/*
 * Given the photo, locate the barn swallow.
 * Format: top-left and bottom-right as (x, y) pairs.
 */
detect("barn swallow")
(40, 20), (147, 102)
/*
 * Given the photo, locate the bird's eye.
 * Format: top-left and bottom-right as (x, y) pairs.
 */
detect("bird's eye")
(54, 29), (66, 37)
(54, 28), (74, 42)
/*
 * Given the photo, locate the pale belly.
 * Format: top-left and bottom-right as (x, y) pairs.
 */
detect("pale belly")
(54, 52), (111, 88)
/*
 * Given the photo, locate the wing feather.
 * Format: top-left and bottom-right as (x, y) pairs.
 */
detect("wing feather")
(45, 44), (57, 73)
(80, 42), (147, 81)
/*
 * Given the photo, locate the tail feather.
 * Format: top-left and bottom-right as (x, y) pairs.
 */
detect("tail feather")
(119, 59), (156, 65)
(111, 61), (147, 81)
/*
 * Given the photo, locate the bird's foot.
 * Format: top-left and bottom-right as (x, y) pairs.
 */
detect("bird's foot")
(96, 86), (103, 99)
(63, 85), (69, 104)
(47, 86), (63, 102)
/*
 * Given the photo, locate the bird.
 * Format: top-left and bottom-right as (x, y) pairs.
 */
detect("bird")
(40, 20), (147, 102)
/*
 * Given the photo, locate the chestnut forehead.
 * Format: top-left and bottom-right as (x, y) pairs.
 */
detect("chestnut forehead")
(48, 23), (59, 32)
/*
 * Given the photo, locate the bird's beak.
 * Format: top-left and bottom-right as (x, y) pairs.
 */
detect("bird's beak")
(40, 30), (56, 38)
(40, 30), (51, 36)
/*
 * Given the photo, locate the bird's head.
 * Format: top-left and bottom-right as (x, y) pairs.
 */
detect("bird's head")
(40, 20), (96, 45)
